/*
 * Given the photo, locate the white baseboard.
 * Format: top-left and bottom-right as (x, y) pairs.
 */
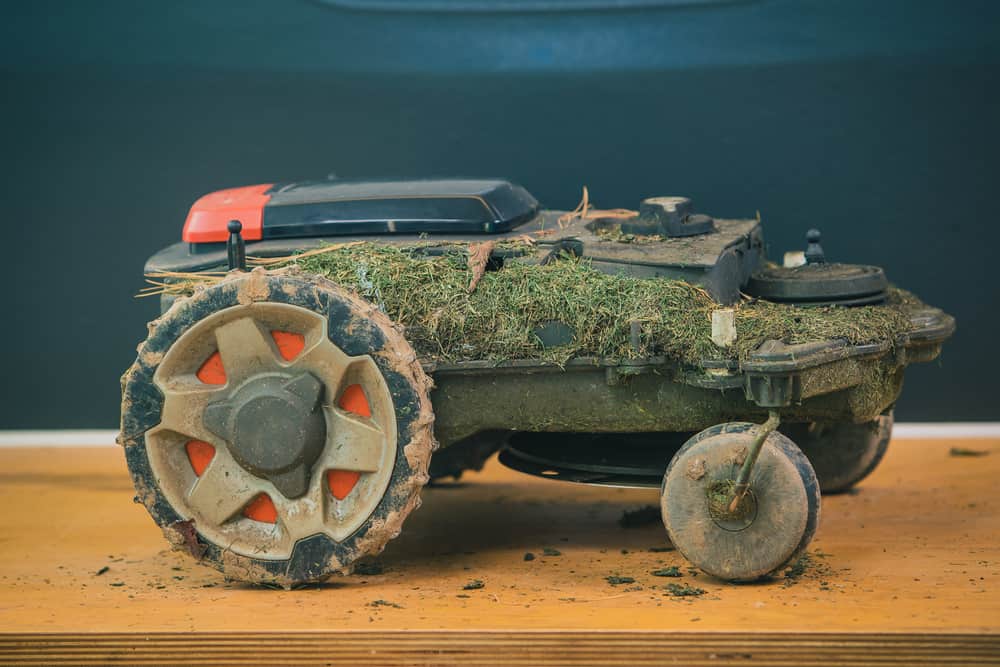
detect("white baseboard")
(0, 423), (998, 447)
(892, 422), (1000, 439)
(0, 430), (120, 446)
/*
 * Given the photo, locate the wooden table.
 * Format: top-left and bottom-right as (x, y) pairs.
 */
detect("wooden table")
(1, 437), (998, 665)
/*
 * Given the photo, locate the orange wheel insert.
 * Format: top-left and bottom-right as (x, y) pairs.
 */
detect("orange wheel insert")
(196, 351), (227, 385)
(327, 470), (362, 500)
(243, 494), (278, 524)
(271, 330), (305, 361)
(339, 384), (371, 418)
(185, 440), (216, 477)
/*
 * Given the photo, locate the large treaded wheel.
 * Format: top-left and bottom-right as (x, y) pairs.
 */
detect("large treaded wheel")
(780, 412), (893, 494)
(661, 422), (820, 582)
(120, 268), (435, 587)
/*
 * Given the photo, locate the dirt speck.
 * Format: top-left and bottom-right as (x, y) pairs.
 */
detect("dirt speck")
(665, 583), (705, 597)
(463, 579), (485, 590)
(164, 519), (206, 560)
(369, 599), (403, 609)
(686, 458), (707, 481)
(651, 566), (682, 578)
(782, 551), (838, 588)
(950, 447), (989, 457)
(784, 554), (810, 582)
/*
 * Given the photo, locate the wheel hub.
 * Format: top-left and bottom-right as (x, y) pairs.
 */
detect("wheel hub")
(707, 482), (758, 532)
(203, 371), (326, 498)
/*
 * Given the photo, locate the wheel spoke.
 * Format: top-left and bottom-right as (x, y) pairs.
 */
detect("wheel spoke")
(293, 342), (354, 384)
(214, 317), (279, 382)
(322, 406), (383, 472)
(187, 448), (259, 525)
(159, 385), (226, 444)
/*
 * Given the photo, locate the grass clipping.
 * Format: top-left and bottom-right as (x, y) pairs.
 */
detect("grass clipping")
(153, 243), (921, 366)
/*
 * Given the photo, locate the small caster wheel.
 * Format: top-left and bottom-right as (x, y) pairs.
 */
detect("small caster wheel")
(780, 412), (893, 494)
(120, 269), (435, 587)
(660, 422), (820, 581)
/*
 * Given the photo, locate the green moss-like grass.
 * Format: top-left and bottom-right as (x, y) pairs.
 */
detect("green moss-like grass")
(291, 243), (918, 365)
(160, 242), (923, 366)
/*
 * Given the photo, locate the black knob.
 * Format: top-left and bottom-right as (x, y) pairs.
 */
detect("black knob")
(227, 219), (247, 271)
(805, 228), (826, 264)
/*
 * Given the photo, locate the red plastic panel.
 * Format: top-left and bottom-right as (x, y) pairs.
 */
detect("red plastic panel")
(182, 184), (273, 243)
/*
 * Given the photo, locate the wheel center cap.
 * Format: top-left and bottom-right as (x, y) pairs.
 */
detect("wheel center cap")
(203, 372), (327, 498)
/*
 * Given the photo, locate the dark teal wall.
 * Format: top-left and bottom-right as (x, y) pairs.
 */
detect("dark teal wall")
(2, 0), (998, 427)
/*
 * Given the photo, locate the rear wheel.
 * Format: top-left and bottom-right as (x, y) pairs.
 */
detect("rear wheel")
(120, 268), (435, 587)
(780, 412), (893, 494)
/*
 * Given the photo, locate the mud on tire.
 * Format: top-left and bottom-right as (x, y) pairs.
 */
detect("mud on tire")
(119, 268), (436, 587)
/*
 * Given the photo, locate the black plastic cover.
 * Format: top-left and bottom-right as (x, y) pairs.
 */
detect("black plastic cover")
(262, 179), (539, 238)
(746, 263), (889, 306)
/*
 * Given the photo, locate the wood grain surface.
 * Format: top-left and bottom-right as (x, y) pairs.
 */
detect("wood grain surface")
(0, 437), (997, 664)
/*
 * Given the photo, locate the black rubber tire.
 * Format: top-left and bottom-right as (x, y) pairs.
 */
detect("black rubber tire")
(660, 422), (820, 582)
(120, 268), (436, 587)
(780, 412), (893, 494)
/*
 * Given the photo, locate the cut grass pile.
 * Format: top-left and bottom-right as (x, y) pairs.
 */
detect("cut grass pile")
(151, 242), (924, 366)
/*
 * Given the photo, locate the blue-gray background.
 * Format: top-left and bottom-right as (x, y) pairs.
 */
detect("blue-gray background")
(2, 0), (997, 427)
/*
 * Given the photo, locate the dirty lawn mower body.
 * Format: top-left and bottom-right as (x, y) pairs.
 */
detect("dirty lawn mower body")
(124, 178), (953, 586)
